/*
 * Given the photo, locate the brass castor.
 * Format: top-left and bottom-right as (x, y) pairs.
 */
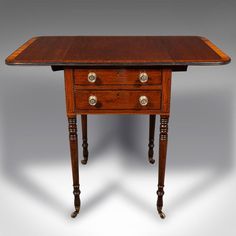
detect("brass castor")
(148, 142), (155, 164)
(81, 144), (88, 165)
(81, 159), (88, 165)
(71, 210), (79, 218)
(157, 208), (166, 219)
(149, 157), (155, 164)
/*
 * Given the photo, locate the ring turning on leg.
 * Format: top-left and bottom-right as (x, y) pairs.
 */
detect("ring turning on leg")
(68, 116), (81, 218)
(156, 115), (169, 219)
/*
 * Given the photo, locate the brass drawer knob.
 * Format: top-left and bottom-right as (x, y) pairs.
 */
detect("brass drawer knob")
(139, 95), (148, 106)
(139, 72), (148, 83)
(88, 95), (97, 106)
(88, 72), (97, 83)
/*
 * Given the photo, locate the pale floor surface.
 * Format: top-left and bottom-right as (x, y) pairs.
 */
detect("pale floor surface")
(0, 144), (235, 236)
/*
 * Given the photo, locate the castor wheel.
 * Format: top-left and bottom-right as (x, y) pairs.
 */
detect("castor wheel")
(81, 159), (88, 165)
(149, 158), (155, 164)
(81, 141), (88, 165)
(71, 210), (79, 218)
(157, 209), (166, 219)
(158, 211), (166, 219)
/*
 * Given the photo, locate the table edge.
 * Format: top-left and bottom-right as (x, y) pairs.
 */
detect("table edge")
(5, 36), (231, 66)
(199, 36), (231, 64)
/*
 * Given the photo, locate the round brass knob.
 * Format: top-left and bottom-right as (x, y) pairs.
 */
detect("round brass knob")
(88, 72), (97, 83)
(139, 72), (148, 83)
(88, 95), (97, 106)
(139, 95), (148, 106)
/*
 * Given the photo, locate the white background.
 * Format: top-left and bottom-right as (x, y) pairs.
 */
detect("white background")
(1, 0), (236, 235)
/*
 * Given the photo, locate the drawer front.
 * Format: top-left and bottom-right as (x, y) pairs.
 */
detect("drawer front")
(75, 90), (162, 111)
(74, 69), (162, 86)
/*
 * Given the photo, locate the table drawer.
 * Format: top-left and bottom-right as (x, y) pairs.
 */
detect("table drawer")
(74, 69), (162, 86)
(75, 90), (162, 111)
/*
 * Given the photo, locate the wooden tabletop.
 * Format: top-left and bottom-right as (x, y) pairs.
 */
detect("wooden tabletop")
(5, 36), (230, 67)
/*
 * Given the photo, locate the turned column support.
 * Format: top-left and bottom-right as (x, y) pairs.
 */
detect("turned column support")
(156, 115), (169, 219)
(68, 116), (81, 218)
(81, 115), (89, 165)
(148, 115), (156, 164)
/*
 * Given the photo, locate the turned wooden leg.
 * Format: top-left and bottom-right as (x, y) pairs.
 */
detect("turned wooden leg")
(157, 115), (169, 219)
(81, 115), (89, 165)
(148, 115), (156, 164)
(68, 116), (81, 218)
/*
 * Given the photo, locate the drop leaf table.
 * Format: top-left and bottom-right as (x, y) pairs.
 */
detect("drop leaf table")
(6, 36), (231, 219)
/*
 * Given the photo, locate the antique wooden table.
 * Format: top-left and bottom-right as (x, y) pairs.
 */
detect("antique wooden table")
(6, 36), (230, 219)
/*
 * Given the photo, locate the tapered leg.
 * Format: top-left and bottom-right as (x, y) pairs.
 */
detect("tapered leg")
(81, 115), (89, 165)
(68, 116), (81, 218)
(148, 115), (156, 164)
(157, 115), (169, 219)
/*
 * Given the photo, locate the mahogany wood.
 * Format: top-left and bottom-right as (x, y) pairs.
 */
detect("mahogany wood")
(6, 36), (230, 66)
(148, 115), (156, 164)
(161, 69), (172, 113)
(157, 115), (169, 219)
(81, 115), (88, 165)
(74, 69), (162, 85)
(5, 36), (231, 219)
(67, 116), (81, 218)
(75, 90), (162, 112)
(64, 69), (75, 116)
(75, 84), (163, 91)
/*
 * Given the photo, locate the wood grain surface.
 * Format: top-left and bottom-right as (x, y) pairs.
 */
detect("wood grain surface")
(5, 36), (231, 66)
(74, 69), (162, 85)
(75, 90), (162, 111)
